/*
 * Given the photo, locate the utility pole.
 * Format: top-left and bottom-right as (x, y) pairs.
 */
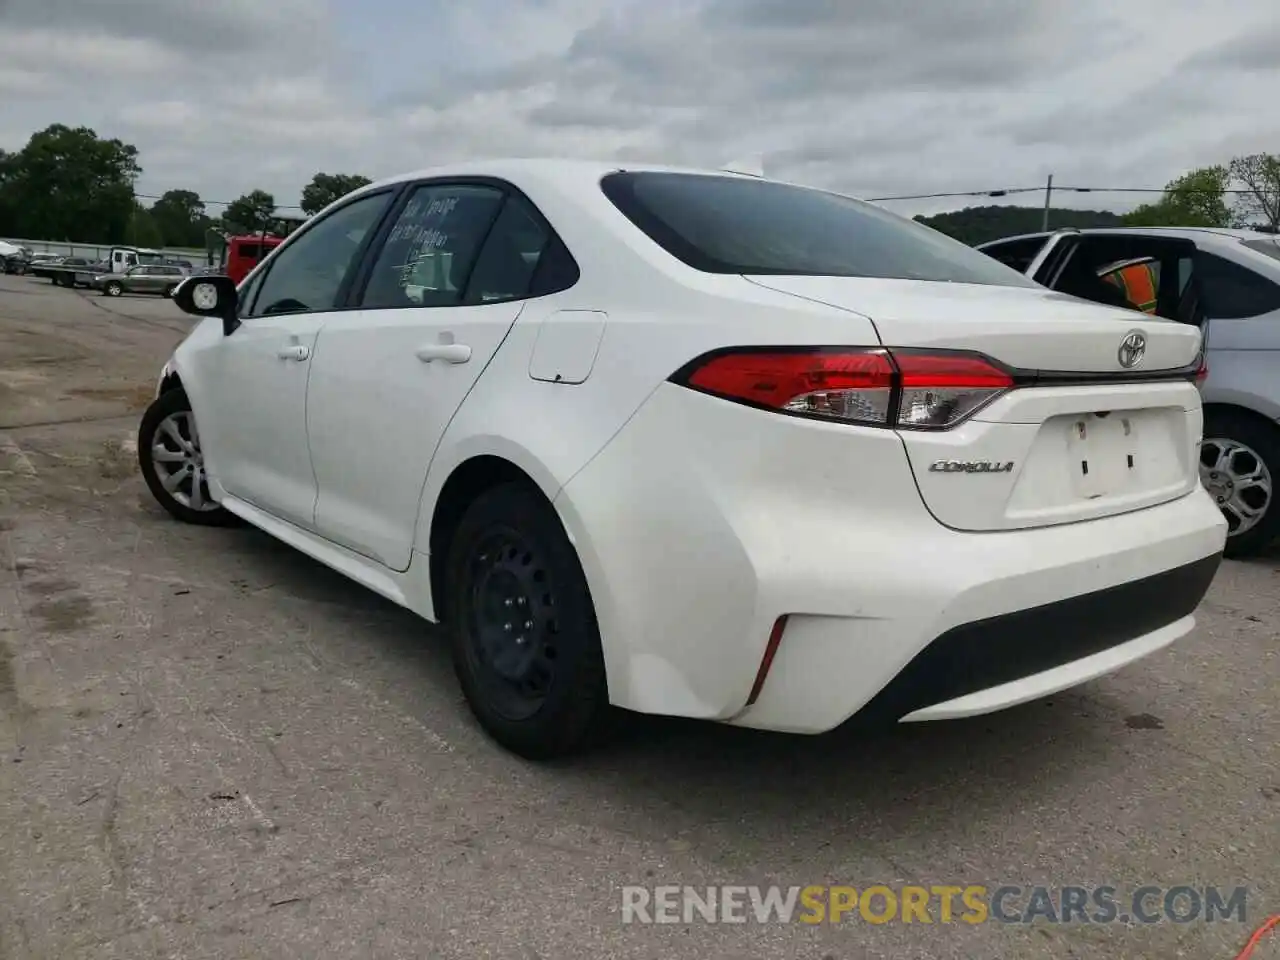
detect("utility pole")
(1041, 174), (1054, 231)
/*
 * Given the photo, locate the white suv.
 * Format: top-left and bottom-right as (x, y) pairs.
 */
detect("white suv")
(140, 161), (1227, 758)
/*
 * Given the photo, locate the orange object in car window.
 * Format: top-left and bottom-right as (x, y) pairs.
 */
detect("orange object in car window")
(1103, 262), (1159, 314)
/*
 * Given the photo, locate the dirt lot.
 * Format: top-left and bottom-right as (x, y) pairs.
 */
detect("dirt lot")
(0, 273), (1277, 960)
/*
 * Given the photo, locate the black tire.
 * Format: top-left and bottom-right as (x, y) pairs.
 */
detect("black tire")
(103, 281), (122, 297)
(137, 389), (239, 527)
(443, 483), (609, 759)
(1202, 409), (1280, 558)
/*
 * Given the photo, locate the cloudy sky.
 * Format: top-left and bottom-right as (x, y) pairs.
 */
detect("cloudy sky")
(1, 0), (1277, 219)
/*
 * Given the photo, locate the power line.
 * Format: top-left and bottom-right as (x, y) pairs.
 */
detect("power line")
(867, 187), (1044, 202)
(869, 185), (1261, 202)
(133, 192), (304, 210)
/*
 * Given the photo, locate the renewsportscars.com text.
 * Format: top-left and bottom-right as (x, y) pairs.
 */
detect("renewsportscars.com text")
(621, 884), (1250, 925)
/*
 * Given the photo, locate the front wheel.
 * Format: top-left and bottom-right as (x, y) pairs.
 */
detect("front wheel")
(103, 281), (122, 297)
(137, 389), (238, 527)
(444, 483), (609, 759)
(1201, 410), (1280, 558)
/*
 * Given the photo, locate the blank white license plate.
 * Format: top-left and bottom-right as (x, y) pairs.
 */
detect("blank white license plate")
(1066, 413), (1137, 499)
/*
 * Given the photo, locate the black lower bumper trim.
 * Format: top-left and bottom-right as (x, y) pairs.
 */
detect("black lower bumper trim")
(855, 552), (1223, 724)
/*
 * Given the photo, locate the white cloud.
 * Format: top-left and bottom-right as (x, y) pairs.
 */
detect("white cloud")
(0, 0), (1277, 220)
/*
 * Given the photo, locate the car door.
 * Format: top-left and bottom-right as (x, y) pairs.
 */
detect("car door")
(305, 181), (569, 570)
(119, 266), (145, 292)
(189, 188), (397, 530)
(140, 266), (165, 293)
(1193, 246), (1280, 397)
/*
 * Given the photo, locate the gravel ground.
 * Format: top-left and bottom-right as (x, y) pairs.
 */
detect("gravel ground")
(0, 274), (1276, 960)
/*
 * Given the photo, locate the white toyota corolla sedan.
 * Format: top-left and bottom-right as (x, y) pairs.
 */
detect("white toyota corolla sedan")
(141, 160), (1228, 759)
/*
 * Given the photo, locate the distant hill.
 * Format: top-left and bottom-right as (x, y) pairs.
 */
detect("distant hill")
(914, 205), (1126, 246)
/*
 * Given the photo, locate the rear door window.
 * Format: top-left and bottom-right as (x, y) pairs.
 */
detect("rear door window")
(356, 184), (505, 309)
(461, 194), (578, 304)
(1194, 251), (1280, 319)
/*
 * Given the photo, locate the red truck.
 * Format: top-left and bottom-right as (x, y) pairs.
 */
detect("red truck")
(222, 234), (284, 285)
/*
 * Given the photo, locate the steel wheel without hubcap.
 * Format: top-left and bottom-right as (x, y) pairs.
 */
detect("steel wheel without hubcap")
(151, 410), (219, 513)
(1200, 437), (1272, 538)
(462, 528), (561, 721)
(445, 482), (608, 758)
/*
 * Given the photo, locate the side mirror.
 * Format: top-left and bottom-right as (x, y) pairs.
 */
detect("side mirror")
(173, 275), (240, 335)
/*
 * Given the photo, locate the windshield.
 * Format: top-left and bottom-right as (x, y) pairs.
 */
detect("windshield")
(600, 171), (1038, 287)
(1243, 238), (1280, 262)
(135, 252), (165, 265)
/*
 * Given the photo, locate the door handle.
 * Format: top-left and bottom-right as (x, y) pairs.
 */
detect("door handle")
(416, 343), (471, 364)
(277, 344), (310, 361)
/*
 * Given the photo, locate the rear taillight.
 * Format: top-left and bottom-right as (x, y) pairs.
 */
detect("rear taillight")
(672, 348), (1013, 430)
(1195, 357), (1208, 387)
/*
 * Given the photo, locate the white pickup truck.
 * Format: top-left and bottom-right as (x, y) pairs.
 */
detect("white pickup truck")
(30, 246), (167, 287)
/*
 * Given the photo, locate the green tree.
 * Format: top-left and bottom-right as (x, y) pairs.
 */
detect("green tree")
(222, 189), (277, 234)
(300, 172), (372, 216)
(149, 189), (208, 247)
(1122, 165), (1231, 228)
(128, 203), (164, 248)
(0, 124), (140, 242)
(916, 205), (1124, 246)
(1229, 153), (1280, 231)
(0, 149), (17, 236)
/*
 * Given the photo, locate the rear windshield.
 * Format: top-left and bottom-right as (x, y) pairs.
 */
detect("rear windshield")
(600, 171), (1037, 287)
(1243, 238), (1280, 262)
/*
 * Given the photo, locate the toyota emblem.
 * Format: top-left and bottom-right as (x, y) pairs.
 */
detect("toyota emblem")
(1118, 330), (1146, 369)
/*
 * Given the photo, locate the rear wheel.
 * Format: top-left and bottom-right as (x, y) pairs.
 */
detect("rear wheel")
(443, 483), (609, 759)
(1201, 410), (1280, 558)
(137, 389), (238, 527)
(103, 281), (122, 297)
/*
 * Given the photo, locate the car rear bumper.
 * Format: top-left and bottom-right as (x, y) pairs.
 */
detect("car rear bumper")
(555, 383), (1228, 732)
(824, 552), (1218, 725)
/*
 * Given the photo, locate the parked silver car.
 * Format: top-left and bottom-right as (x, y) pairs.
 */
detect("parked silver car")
(979, 227), (1280, 556)
(93, 264), (187, 298)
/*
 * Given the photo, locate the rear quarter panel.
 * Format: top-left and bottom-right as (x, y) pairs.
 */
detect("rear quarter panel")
(411, 273), (886, 557)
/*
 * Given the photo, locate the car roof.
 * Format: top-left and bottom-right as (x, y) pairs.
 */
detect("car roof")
(363, 157), (764, 190)
(981, 226), (1280, 247)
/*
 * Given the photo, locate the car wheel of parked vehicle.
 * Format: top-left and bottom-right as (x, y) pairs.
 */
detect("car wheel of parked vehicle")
(444, 482), (609, 759)
(1201, 410), (1280, 558)
(163, 285), (177, 298)
(137, 388), (239, 527)
(103, 281), (122, 297)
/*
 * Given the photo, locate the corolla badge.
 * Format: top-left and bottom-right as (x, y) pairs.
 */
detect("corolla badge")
(929, 460), (1015, 474)
(1118, 330), (1147, 369)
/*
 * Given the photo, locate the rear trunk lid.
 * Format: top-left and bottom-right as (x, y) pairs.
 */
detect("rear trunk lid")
(745, 276), (1204, 532)
(745, 276), (1200, 371)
